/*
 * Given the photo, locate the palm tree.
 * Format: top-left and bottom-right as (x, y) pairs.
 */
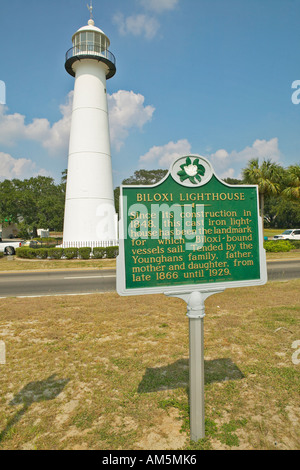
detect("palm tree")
(282, 164), (300, 200)
(242, 158), (283, 233)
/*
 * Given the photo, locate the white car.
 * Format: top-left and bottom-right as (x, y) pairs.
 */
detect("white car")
(273, 229), (300, 241)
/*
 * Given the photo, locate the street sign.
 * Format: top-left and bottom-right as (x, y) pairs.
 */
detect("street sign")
(117, 155), (267, 295)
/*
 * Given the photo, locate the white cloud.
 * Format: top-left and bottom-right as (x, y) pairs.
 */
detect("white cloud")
(42, 92), (73, 154)
(0, 89), (154, 156)
(108, 90), (155, 151)
(211, 149), (229, 160)
(139, 139), (192, 168)
(139, 0), (179, 13)
(0, 152), (48, 181)
(0, 106), (27, 146)
(138, 137), (281, 176)
(113, 1), (178, 39)
(113, 12), (160, 39)
(208, 138), (282, 178)
(0, 92), (73, 156)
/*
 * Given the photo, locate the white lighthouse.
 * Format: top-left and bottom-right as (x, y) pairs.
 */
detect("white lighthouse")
(63, 9), (117, 247)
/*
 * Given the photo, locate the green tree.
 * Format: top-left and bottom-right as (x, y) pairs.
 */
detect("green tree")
(282, 164), (300, 200)
(0, 179), (19, 224)
(0, 176), (65, 237)
(19, 176), (65, 236)
(223, 177), (243, 185)
(61, 169), (68, 184)
(275, 198), (300, 227)
(242, 158), (283, 231)
(122, 169), (168, 185)
(263, 194), (300, 228)
(114, 186), (120, 216)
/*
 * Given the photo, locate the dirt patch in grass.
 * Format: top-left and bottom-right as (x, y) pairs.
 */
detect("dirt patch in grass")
(0, 280), (299, 450)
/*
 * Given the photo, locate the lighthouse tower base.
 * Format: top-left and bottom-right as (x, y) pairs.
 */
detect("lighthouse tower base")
(62, 55), (118, 249)
(63, 198), (118, 249)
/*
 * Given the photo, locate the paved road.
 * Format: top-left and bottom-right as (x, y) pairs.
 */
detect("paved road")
(267, 260), (300, 281)
(0, 260), (299, 298)
(0, 269), (116, 298)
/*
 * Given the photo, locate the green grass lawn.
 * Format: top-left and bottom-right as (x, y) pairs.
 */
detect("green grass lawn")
(0, 257), (116, 272)
(0, 281), (299, 450)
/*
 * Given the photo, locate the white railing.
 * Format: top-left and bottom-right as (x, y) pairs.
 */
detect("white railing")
(62, 240), (119, 249)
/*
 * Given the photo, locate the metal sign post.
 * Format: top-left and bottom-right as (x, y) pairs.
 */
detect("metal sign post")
(189, 313), (205, 441)
(167, 290), (223, 440)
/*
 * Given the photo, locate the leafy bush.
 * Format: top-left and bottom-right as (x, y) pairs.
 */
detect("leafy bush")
(264, 240), (293, 252)
(35, 248), (48, 259)
(92, 247), (106, 259)
(16, 247), (49, 259)
(64, 247), (78, 259)
(15, 245), (120, 259)
(290, 240), (300, 249)
(16, 247), (37, 259)
(106, 246), (119, 258)
(48, 247), (64, 259)
(39, 244), (57, 249)
(78, 247), (91, 259)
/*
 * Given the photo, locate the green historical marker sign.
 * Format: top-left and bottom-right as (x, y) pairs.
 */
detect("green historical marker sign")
(117, 155), (267, 296)
(117, 155), (267, 442)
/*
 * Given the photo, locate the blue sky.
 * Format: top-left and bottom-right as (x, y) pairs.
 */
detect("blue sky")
(0, 0), (300, 187)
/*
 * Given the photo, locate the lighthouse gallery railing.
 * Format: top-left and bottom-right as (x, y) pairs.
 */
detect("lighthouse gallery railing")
(65, 43), (116, 66)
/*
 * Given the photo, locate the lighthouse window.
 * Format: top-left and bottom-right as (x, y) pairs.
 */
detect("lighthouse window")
(95, 33), (100, 53)
(87, 32), (93, 46)
(80, 32), (86, 43)
(72, 31), (109, 55)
